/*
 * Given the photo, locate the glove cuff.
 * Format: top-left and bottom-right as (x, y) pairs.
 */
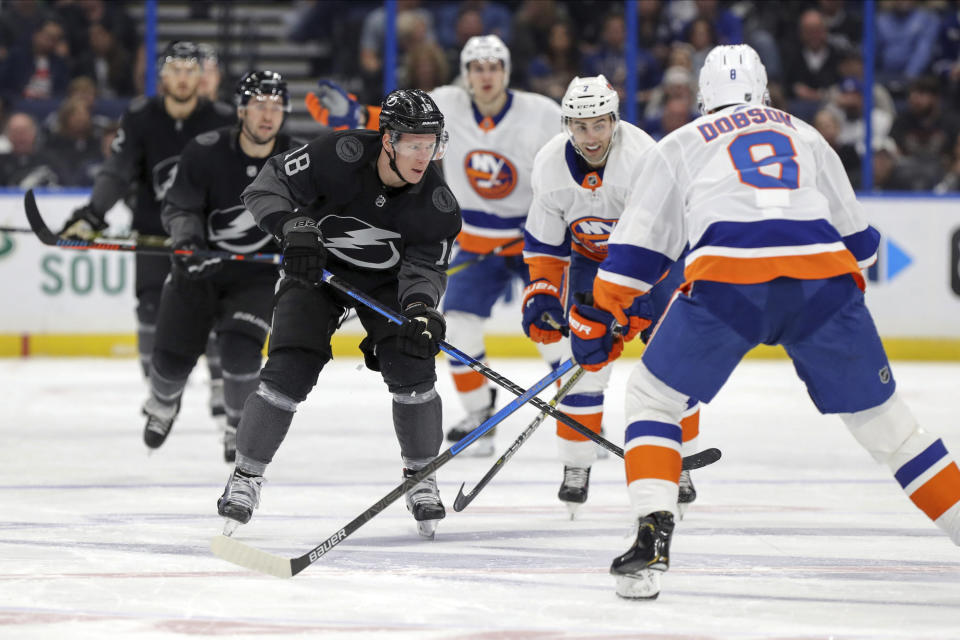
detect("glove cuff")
(522, 279), (561, 306)
(281, 215), (321, 237)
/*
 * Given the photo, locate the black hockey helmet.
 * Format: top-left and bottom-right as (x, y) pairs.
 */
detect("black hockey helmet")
(157, 40), (204, 74)
(235, 70), (291, 112)
(379, 89), (445, 137)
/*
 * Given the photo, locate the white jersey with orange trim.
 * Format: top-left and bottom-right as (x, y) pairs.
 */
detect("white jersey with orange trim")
(523, 120), (656, 285)
(594, 104), (880, 311)
(430, 85), (561, 256)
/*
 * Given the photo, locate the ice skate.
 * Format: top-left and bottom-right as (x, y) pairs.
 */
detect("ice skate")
(558, 465), (590, 518)
(445, 389), (497, 456)
(677, 470), (697, 518)
(217, 468), (264, 536)
(222, 425), (237, 464)
(610, 511), (675, 600)
(403, 468), (445, 539)
(141, 396), (180, 449)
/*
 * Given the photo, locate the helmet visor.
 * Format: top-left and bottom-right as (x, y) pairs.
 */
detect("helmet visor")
(391, 130), (449, 161)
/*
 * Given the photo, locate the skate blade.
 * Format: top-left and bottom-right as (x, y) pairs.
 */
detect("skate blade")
(222, 519), (241, 537)
(677, 502), (688, 520)
(564, 502), (581, 520)
(416, 519), (439, 539)
(614, 571), (661, 600)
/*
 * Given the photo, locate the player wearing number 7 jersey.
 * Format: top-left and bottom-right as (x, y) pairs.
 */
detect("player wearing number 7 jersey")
(569, 44), (960, 600)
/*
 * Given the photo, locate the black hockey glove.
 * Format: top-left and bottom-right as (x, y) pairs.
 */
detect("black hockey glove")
(280, 216), (327, 285)
(398, 302), (445, 359)
(59, 203), (107, 241)
(171, 237), (222, 280)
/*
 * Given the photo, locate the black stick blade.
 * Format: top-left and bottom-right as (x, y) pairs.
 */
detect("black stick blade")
(24, 189), (59, 245)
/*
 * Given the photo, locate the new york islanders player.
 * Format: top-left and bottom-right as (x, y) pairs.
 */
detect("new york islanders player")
(306, 36), (566, 456)
(216, 89), (462, 539)
(570, 44), (960, 599)
(58, 41), (235, 421)
(523, 75), (701, 516)
(141, 71), (296, 463)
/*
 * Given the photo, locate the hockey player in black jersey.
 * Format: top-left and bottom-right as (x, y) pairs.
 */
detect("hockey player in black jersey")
(141, 70), (296, 463)
(58, 41), (235, 416)
(216, 89), (462, 539)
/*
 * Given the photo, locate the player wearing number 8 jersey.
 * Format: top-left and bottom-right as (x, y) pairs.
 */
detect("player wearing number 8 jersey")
(569, 44), (960, 600)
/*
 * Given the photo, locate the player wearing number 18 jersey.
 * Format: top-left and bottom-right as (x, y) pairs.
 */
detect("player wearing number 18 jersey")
(569, 44), (960, 599)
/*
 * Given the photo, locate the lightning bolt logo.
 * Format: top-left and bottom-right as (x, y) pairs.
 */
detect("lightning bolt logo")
(319, 215), (402, 269)
(208, 205), (272, 253)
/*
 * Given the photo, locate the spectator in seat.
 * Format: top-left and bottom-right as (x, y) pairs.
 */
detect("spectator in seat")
(782, 9), (842, 122)
(0, 112), (61, 187)
(0, 19), (71, 100)
(43, 96), (103, 186)
(814, 106), (861, 189)
(528, 20), (580, 101)
(73, 22), (135, 98)
(875, 0), (938, 95)
(889, 76), (960, 190)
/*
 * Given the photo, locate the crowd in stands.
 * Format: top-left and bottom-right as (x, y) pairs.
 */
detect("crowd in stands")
(2, 0), (960, 192)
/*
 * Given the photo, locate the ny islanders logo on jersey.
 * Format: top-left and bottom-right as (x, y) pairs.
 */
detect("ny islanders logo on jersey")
(570, 217), (616, 256)
(208, 205), (272, 253)
(319, 215), (402, 269)
(464, 150), (517, 200)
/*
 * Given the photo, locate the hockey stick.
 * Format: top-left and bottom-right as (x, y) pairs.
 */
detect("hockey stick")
(445, 235), (524, 276)
(318, 268), (626, 458)
(454, 366), (586, 511)
(452, 367), (722, 511)
(0, 224), (169, 246)
(338, 235), (527, 324)
(23, 190), (280, 264)
(210, 358), (575, 578)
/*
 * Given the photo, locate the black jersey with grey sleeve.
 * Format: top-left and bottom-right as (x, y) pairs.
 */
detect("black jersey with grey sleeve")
(91, 96), (235, 235)
(241, 129), (461, 308)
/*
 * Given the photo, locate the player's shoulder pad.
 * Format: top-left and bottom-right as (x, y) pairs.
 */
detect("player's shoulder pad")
(195, 130), (221, 146)
(319, 129), (379, 165)
(213, 100), (235, 118)
(128, 95), (150, 113)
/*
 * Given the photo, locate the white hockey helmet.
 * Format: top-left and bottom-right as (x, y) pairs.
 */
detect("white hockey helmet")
(460, 34), (511, 89)
(696, 44), (769, 115)
(562, 75), (620, 164)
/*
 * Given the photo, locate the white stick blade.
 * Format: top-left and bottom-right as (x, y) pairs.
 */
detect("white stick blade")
(210, 535), (293, 578)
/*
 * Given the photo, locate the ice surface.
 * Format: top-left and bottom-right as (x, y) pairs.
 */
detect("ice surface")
(1, 356), (958, 639)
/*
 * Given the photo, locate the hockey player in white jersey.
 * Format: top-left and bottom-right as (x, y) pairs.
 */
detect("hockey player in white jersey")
(568, 44), (960, 600)
(434, 35), (567, 455)
(523, 75), (702, 516)
(306, 36), (567, 456)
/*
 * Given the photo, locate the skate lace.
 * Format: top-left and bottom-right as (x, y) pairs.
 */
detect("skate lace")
(678, 470), (692, 489)
(408, 476), (442, 508)
(226, 473), (263, 510)
(144, 414), (174, 437)
(563, 466), (589, 489)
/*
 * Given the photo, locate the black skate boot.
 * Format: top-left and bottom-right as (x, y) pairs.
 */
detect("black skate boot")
(142, 395), (180, 449)
(445, 388), (497, 456)
(217, 468), (264, 536)
(558, 465), (590, 518)
(677, 470), (696, 518)
(222, 425), (237, 463)
(403, 468), (446, 539)
(610, 511), (675, 599)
